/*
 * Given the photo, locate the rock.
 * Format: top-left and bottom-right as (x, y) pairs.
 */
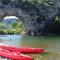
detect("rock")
(0, 0), (60, 35)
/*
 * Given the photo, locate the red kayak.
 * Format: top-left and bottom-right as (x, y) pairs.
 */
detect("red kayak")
(0, 48), (33, 60)
(0, 45), (46, 54)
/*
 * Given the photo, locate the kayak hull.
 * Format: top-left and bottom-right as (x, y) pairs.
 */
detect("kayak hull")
(0, 48), (33, 60)
(0, 46), (46, 54)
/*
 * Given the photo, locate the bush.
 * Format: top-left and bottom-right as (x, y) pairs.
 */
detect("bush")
(0, 21), (26, 35)
(0, 30), (5, 34)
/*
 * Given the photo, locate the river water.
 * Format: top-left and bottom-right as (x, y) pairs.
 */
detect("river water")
(0, 35), (60, 60)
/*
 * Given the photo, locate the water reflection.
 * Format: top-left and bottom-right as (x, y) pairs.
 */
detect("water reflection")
(0, 35), (60, 60)
(0, 35), (22, 47)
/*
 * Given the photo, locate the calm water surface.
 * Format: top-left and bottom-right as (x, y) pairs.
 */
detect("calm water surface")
(0, 35), (60, 60)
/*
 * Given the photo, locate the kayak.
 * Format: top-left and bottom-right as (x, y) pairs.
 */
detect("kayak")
(0, 45), (46, 54)
(0, 48), (33, 60)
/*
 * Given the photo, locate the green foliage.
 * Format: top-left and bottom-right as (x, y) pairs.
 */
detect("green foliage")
(0, 21), (26, 35)
(0, 29), (5, 34)
(1, 0), (54, 5)
(55, 16), (60, 22)
(22, 0), (54, 5)
(1, 0), (60, 35)
(3, 29), (15, 34)
(11, 21), (26, 34)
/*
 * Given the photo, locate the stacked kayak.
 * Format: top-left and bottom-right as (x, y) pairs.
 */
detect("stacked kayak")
(0, 48), (33, 60)
(0, 45), (47, 60)
(0, 45), (46, 54)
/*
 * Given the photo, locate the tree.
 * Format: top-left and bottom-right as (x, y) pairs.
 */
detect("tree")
(1, 0), (11, 5)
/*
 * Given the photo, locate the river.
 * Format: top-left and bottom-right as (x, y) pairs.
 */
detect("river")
(0, 35), (60, 60)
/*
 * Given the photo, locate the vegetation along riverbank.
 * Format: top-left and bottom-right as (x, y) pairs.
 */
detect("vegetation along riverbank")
(0, 0), (60, 35)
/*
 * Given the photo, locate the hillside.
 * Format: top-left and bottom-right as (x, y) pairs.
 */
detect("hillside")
(0, 0), (60, 35)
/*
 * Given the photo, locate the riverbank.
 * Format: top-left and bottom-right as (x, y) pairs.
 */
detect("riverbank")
(0, 35), (60, 60)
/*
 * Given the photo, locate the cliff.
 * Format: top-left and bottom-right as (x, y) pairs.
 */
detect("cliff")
(0, 0), (60, 35)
